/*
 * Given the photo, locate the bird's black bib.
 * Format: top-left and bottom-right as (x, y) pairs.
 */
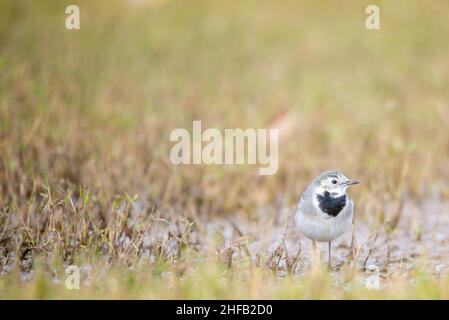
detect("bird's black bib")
(316, 191), (346, 217)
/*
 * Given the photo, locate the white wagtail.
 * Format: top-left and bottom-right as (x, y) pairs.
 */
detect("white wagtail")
(295, 170), (360, 268)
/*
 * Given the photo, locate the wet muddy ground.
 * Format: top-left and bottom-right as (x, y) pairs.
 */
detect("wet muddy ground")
(224, 192), (449, 281)
(238, 195), (449, 275)
(131, 191), (449, 280)
(3, 191), (449, 289)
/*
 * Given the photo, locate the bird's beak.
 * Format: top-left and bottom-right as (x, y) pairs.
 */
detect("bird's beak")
(345, 179), (360, 186)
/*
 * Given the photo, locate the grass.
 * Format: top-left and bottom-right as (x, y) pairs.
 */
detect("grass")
(1, 0), (449, 299)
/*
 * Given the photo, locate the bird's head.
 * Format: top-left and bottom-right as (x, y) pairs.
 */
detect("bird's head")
(313, 170), (360, 197)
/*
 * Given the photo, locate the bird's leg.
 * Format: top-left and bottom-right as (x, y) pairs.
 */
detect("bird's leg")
(312, 241), (317, 259)
(328, 241), (332, 270)
(310, 240), (319, 266)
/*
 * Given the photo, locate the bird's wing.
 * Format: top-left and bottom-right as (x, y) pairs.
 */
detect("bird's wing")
(297, 195), (330, 219)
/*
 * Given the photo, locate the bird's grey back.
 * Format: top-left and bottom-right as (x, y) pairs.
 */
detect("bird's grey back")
(297, 180), (320, 217)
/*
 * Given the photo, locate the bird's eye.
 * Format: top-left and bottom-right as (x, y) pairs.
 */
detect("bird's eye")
(331, 179), (337, 184)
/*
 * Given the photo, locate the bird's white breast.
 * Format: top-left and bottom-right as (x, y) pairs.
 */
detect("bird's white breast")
(295, 199), (353, 242)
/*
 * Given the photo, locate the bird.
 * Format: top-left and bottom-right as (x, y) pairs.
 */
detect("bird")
(295, 170), (359, 269)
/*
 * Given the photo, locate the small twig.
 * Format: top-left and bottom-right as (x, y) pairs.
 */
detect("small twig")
(382, 233), (391, 273)
(362, 232), (379, 271)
